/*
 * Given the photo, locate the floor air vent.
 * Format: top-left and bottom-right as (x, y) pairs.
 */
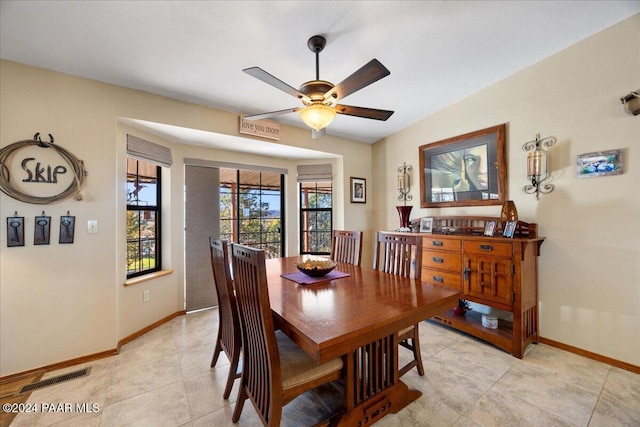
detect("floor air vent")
(18, 367), (91, 394)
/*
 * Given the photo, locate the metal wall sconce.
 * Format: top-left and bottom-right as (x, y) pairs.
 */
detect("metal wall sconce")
(522, 133), (556, 200)
(397, 162), (413, 203)
(620, 89), (640, 115)
(396, 162), (413, 230)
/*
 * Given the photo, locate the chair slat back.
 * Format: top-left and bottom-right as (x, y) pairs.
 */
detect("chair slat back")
(373, 232), (422, 279)
(330, 230), (363, 266)
(209, 238), (241, 361)
(231, 244), (282, 426)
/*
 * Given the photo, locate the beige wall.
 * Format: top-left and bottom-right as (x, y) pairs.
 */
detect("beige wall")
(0, 60), (372, 376)
(1, 15), (638, 377)
(373, 14), (640, 366)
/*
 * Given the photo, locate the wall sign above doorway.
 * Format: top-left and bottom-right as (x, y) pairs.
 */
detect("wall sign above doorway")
(239, 118), (280, 140)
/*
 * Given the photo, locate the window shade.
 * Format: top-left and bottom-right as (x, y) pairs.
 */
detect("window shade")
(296, 164), (332, 182)
(184, 158), (287, 175)
(127, 135), (173, 168)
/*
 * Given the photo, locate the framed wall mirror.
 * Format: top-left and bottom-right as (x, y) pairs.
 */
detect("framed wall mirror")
(419, 124), (506, 208)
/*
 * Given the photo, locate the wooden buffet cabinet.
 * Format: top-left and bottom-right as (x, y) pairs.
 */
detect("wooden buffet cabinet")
(412, 216), (544, 358)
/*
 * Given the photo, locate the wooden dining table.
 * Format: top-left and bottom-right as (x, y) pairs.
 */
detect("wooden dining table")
(266, 256), (462, 426)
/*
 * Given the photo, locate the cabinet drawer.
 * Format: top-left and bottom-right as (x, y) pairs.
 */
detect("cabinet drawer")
(422, 250), (461, 272)
(421, 268), (462, 291)
(463, 240), (512, 258)
(423, 237), (461, 252)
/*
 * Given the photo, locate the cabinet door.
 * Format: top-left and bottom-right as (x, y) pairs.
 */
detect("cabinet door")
(464, 255), (513, 309)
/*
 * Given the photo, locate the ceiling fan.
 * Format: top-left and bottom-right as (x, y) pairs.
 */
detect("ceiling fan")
(242, 35), (394, 138)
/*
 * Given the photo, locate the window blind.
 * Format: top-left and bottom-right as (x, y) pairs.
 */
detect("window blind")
(296, 164), (332, 182)
(184, 158), (287, 175)
(127, 135), (173, 168)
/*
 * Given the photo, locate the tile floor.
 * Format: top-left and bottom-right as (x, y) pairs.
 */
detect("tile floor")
(9, 308), (640, 427)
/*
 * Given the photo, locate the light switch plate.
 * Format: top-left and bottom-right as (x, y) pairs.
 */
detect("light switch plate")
(87, 220), (98, 234)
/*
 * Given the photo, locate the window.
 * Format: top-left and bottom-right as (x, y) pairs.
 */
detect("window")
(300, 181), (332, 255)
(126, 158), (161, 278)
(219, 168), (284, 258)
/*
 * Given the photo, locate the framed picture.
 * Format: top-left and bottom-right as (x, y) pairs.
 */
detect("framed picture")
(419, 124), (506, 208)
(483, 220), (497, 237)
(34, 215), (51, 245)
(59, 215), (76, 244)
(6, 216), (24, 247)
(420, 217), (433, 233)
(350, 177), (366, 203)
(502, 220), (517, 238)
(576, 149), (623, 178)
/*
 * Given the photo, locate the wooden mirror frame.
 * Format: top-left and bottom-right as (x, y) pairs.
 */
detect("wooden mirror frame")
(419, 124), (506, 208)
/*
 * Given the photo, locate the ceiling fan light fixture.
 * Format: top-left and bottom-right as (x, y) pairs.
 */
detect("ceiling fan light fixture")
(298, 104), (336, 131)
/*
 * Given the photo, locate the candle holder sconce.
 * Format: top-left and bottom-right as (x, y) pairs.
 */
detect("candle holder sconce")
(397, 162), (413, 204)
(522, 134), (556, 200)
(396, 162), (413, 231)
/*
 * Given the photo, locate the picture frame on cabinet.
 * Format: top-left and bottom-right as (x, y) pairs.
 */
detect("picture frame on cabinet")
(483, 220), (497, 237)
(502, 220), (517, 238)
(419, 217), (433, 233)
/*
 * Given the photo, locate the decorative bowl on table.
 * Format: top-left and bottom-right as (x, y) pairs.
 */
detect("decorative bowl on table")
(296, 260), (337, 277)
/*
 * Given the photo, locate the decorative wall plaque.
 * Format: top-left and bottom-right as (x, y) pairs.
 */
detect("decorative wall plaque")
(7, 214), (24, 247)
(34, 213), (51, 245)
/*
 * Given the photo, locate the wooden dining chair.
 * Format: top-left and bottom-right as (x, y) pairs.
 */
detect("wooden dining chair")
(330, 229), (363, 266)
(230, 244), (344, 426)
(209, 237), (242, 399)
(373, 232), (425, 377)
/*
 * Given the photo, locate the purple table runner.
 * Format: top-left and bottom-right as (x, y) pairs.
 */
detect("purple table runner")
(281, 270), (351, 285)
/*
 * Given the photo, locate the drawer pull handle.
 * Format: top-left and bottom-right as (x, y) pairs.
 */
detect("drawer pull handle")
(432, 241), (443, 247)
(480, 244), (493, 251)
(463, 266), (470, 280)
(432, 276), (444, 283)
(432, 257), (444, 263)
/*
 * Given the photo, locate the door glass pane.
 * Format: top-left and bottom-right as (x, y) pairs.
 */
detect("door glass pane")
(220, 169), (283, 258)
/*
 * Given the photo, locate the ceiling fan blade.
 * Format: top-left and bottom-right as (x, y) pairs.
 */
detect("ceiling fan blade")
(243, 107), (301, 121)
(324, 59), (390, 101)
(334, 104), (394, 121)
(312, 128), (326, 139)
(243, 67), (309, 101)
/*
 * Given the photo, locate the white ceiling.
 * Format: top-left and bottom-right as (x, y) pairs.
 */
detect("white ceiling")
(1, 1), (639, 156)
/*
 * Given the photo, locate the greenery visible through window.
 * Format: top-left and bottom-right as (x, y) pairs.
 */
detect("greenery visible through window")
(126, 158), (161, 278)
(300, 181), (332, 255)
(219, 168), (284, 258)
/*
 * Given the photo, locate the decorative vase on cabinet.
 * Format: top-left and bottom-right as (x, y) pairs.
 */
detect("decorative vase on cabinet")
(500, 200), (518, 222)
(396, 205), (413, 229)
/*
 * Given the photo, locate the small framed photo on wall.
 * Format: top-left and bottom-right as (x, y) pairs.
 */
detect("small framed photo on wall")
(576, 149), (623, 178)
(350, 177), (366, 203)
(483, 220), (497, 237)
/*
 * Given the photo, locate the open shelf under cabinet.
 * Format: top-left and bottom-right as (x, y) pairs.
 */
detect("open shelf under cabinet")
(432, 309), (514, 355)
